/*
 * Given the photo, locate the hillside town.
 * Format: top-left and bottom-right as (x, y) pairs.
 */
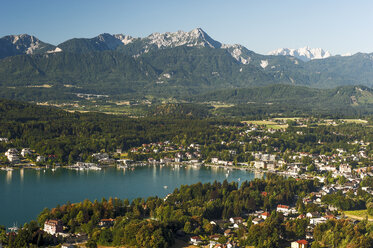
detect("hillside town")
(1, 118), (372, 247)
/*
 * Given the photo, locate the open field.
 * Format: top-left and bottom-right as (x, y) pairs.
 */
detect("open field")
(340, 119), (368, 124)
(344, 209), (373, 222)
(211, 103), (235, 109)
(25, 84), (53, 88)
(62, 104), (148, 116)
(242, 120), (288, 130)
(272, 117), (302, 121)
(242, 120), (277, 125)
(318, 119), (368, 126)
(267, 124), (288, 129)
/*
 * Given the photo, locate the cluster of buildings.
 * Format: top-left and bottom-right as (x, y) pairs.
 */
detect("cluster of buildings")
(130, 141), (180, 154)
(69, 162), (103, 171)
(3, 148), (45, 165)
(130, 142), (203, 164)
(188, 206), (311, 248)
(91, 152), (116, 164)
(4, 148), (20, 164)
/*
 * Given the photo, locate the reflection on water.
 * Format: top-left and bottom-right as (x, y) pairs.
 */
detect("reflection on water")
(6, 170), (12, 184)
(152, 165), (156, 181)
(36, 170), (40, 181)
(20, 168), (24, 183)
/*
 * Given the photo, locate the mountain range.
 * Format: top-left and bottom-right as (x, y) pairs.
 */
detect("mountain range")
(268, 46), (332, 61)
(0, 28), (373, 113)
(0, 28), (257, 65)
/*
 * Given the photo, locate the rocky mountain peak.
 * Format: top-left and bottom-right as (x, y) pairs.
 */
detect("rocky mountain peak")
(269, 46), (332, 61)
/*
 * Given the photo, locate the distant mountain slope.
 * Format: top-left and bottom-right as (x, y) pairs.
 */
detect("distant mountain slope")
(0, 46), (280, 100)
(269, 46), (331, 61)
(58, 33), (135, 53)
(0, 34), (57, 59)
(193, 84), (373, 106)
(195, 84), (373, 117)
(1, 28), (373, 103)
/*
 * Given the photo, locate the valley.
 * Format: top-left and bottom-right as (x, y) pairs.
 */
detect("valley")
(1, 26), (373, 248)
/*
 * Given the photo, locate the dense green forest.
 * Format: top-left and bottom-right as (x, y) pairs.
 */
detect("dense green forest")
(1, 41), (373, 103)
(0, 99), (238, 163)
(2, 83), (373, 118)
(1, 98), (373, 164)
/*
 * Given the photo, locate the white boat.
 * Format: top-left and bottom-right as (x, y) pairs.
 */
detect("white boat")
(163, 185), (168, 189)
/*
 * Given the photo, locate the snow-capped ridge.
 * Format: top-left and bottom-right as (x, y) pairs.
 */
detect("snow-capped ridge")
(46, 47), (62, 53)
(113, 34), (135, 45)
(144, 28), (222, 49)
(269, 46), (332, 61)
(0, 29), (261, 66)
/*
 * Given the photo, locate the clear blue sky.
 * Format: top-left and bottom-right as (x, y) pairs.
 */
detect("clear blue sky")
(1, 0), (372, 55)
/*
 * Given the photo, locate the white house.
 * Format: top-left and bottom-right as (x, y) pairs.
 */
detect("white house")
(36, 155), (45, 162)
(254, 161), (266, 169)
(276, 204), (290, 214)
(21, 148), (32, 157)
(339, 164), (352, 174)
(261, 212), (270, 219)
(252, 217), (264, 225)
(291, 240), (308, 248)
(7, 154), (20, 163)
(190, 236), (202, 245)
(211, 157), (219, 163)
(266, 162), (276, 170)
(4, 149), (19, 163)
(5, 148), (18, 156)
(309, 217), (326, 225)
(230, 217), (243, 224)
(306, 212), (320, 218)
(61, 244), (75, 248)
(44, 219), (63, 235)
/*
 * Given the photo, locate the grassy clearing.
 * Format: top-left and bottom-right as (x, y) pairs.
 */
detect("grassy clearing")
(340, 119), (368, 124)
(26, 84), (53, 88)
(344, 209), (373, 222)
(242, 120), (277, 125)
(212, 103), (235, 109)
(272, 117), (301, 121)
(63, 104), (148, 116)
(242, 120), (288, 130)
(267, 124), (288, 130)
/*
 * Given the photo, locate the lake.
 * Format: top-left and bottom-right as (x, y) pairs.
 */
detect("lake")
(0, 165), (263, 227)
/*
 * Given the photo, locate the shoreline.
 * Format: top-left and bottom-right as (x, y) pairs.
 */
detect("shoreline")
(0, 161), (317, 182)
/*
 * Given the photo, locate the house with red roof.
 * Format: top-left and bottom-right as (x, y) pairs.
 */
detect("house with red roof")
(291, 239), (308, 248)
(276, 204), (290, 214)
(190, 236), (202, 245)
(261, 212), (270, 219)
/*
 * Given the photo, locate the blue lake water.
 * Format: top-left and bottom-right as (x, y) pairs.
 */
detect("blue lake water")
(0, 165), (263, 227)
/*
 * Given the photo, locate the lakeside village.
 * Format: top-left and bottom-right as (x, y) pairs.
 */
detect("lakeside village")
(1, 118), (373, 247)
